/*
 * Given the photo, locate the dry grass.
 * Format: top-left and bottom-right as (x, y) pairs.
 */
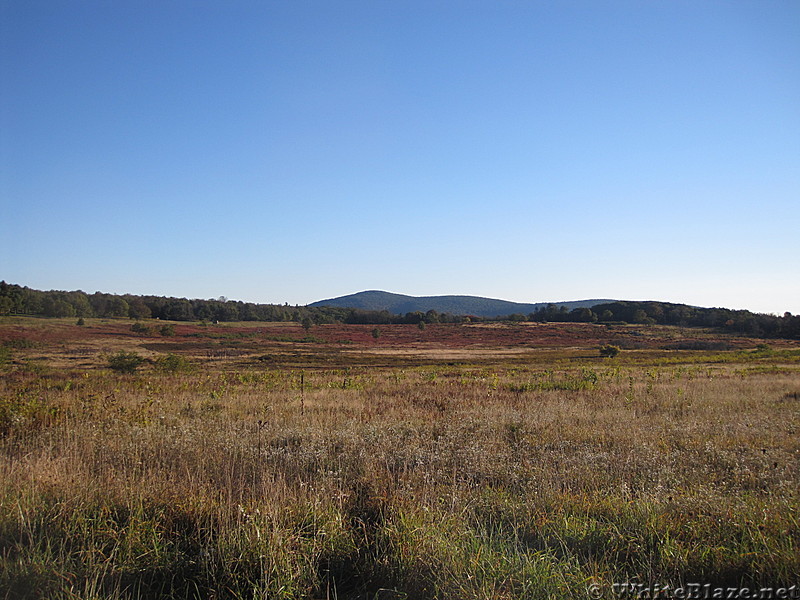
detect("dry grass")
(0, 318), (798, 599)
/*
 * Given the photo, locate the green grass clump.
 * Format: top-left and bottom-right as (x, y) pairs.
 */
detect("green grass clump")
(106, 351), (146, 374)
(154, 353), (193, 373)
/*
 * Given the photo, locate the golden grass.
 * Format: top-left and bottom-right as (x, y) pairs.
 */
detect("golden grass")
(0, 318), (798, 599)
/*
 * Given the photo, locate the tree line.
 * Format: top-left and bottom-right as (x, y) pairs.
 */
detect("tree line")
(0, 282), (467, 326)
(526, 300), (800, 339)
(1, 282), (798, 339)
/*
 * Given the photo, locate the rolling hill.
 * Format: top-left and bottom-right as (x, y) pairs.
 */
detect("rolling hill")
(308, 291), (614, 318)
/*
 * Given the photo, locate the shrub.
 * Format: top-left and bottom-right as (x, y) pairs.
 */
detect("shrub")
(76, 317), (85, 326)
(599, 344), (621, 358)
(3, 338), (35, 349)
(160, 324), (176, 337)
(155, 353), (192, 373)
(131, 322), (151, 335)
(0, 346), (10, 368)
(107, 351), (145, 374)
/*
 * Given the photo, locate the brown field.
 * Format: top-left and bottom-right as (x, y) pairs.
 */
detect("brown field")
(1, 317), (798, 599)
(2, 317), (795, 370)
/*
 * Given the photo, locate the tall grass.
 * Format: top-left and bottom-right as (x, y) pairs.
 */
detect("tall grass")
(0, 361), (798, 598)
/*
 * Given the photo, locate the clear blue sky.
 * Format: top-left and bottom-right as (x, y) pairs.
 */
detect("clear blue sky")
(2, 1), (799, 314)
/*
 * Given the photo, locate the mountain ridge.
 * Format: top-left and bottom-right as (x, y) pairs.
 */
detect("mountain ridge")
(309, 290), (615, 318)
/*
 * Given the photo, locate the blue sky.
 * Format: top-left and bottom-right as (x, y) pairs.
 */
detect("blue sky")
(2, 1), (799, 314)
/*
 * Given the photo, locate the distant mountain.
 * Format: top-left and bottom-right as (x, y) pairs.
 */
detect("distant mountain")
(308, 290), (614, 318)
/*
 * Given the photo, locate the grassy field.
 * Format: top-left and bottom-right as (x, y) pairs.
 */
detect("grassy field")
(1, 317), (798, 599)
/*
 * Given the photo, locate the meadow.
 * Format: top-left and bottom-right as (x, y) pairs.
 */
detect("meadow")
(1, 317), (798, 599)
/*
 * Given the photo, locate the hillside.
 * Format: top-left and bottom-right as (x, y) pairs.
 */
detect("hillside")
(3, 282), (796, 339)
(309, 290), (613, 318)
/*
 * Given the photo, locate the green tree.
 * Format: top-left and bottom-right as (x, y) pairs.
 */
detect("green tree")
(43, 298), (76, 318)
(66, 291), (93, 317)
(572, 307), (597, 323)
(107, 297), (130, 318)
(128, 298), (151, 319)
(301, 316), (313, 332)
(165, 299), (194, 321)
(20, 287), (44, 314)
(0, 296), (12, 316)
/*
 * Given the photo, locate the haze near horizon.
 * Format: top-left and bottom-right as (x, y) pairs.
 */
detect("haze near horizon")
(2, 1), (798, 314)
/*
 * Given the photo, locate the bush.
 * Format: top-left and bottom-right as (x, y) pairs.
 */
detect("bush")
(160, 324), (176, 337)
(107, 351), (145, 374)
(155, 353), (192, 373)
(599, 344), (621, 358)
(0, 346), (10, 368)
(131, 322), (151, 335)
(76, 317), (85, 326)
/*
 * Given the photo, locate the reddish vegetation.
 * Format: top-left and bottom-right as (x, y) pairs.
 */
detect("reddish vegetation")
(2, 318), (791, 353)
